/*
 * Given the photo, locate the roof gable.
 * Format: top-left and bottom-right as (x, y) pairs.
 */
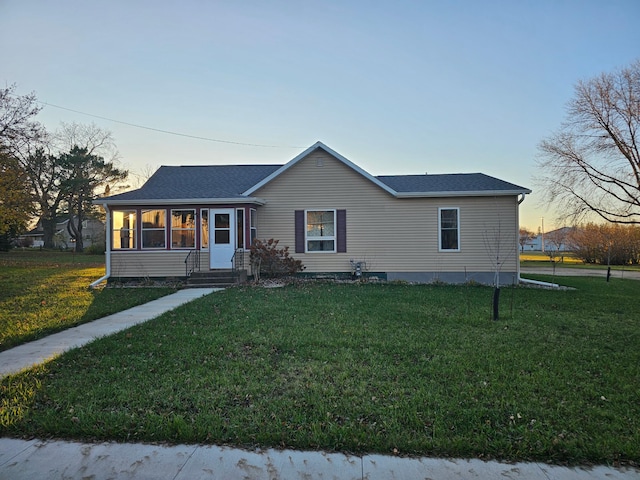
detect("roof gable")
(98, 142), (531, 205)
(243, 141), (397, 196)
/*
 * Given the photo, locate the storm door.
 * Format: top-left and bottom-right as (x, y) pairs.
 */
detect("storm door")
(209, 209), (235, 269)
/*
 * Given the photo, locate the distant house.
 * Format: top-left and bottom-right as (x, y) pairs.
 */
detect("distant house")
(525, 227), (574, 253)
(95, 142), (531, 284)
(20, 217), (105, 249)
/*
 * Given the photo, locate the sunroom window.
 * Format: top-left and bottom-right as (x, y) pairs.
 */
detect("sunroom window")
(171, 209), (195, 248)
(142, 209), (166, 249)
(201, 209), (209, 249)
(112, 210), (136, 249)
(306, 210), (335, 252)
(439, 207), (460, 251)
(237, 208), (245, 249)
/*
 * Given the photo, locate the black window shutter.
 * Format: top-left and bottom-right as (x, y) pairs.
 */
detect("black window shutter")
(337, 209), (347, 253)
(295, 210), (305, 253)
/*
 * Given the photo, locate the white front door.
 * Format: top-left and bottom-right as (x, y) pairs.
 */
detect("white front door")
(209, 209), (235, 269)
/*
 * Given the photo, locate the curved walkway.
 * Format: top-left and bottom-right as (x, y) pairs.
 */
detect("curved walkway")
(0, 288), (218, 379)
(1, 287), (638, 479)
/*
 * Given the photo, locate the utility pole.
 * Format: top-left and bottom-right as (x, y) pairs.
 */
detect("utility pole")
(541, 217), (545, 253)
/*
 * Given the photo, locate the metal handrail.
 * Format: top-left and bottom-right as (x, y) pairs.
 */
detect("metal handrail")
(231, 248), (244, 272)
(184, 249), (200, 277)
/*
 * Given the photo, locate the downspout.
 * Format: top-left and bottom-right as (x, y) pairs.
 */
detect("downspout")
(519, 277), (559, 288)
(515, 192), (559, 288)
(516, 193), (526, 285)
(90, 203), (111, 288)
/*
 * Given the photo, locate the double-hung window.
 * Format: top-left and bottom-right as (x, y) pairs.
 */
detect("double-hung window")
(250, 208), (257, 245)
(306, 210), (336, 252)
(171, 209), (195, 248)
(295, 209), (346, 254)
(142, 209), (166, 249)
(112, 210), (136, 249)
(439, 207), (460, 251)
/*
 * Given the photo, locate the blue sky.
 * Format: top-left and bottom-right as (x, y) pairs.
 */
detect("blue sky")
(2, 0), (639, 230)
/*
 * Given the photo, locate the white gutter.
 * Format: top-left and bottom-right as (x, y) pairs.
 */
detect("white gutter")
(94, 197), (267, 206)
(90, 203), (111, 289)
(395, 189), (531, 198)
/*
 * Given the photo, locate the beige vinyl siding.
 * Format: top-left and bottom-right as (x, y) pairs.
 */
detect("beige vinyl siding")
(111, 251), (209, 278)
(254, 149), (519, 275)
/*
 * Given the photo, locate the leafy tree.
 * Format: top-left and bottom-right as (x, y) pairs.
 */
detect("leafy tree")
(1, 88), (129, 250)
(0, 148), (34, 249)
(537, 60), (640, 225)
(58, 146), (127, 252)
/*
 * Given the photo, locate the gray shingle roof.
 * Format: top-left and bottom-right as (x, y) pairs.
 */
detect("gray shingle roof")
(376, 173), (529, 194)
(103, 165), (282, 201)
(101, 159), (529, 204)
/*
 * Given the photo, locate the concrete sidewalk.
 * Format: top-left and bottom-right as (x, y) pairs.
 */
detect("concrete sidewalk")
(0, 288), (217, 378)
(1, 437), (638, 480)
(1, 286), (638, 479)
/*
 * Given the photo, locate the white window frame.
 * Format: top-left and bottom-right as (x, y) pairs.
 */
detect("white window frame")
(170, 209), (196, 249)
(305, 209), (336, 253)
(112, 210), (136, 250)
(141, 209), (167, 249)
(236, 208), (245, 249)
(200, 209), (209, 250)
(250, 208), (257, 246)
(438, 207), (460, 252)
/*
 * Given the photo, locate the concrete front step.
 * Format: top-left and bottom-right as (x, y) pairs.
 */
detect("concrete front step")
(186, 269), (247, 288)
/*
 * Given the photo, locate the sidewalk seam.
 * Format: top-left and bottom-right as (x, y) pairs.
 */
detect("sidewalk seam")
(171, 445), (200, 480)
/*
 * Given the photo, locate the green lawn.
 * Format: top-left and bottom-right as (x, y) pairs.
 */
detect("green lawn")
(0, 250), (177, 351)
(1, 277), (638, 466)
(520, 252), (640, 271)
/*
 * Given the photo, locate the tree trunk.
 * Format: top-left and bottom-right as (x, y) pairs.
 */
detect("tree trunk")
(492, 287), (500, 321)
(67, 216), (84, 253)
(42, 217), (57, 249)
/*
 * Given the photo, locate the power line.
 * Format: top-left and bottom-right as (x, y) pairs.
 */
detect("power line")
(36, 100), (303, 149)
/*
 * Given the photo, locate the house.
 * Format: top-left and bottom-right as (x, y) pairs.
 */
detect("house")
(94, 142), (531, 285)
(524, 227), (574, 253)
(19, 216), (105, 249)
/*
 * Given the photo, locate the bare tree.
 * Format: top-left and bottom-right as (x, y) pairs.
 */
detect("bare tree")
(0, 84), (46, 156)
(518, 227), (535, 252)
(536, 60), (640, 225)
(54, 122), (119, 161)
(130, 163), (159, 189)
(483, 213), (517, 320)
(545, 227), (573, 261)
